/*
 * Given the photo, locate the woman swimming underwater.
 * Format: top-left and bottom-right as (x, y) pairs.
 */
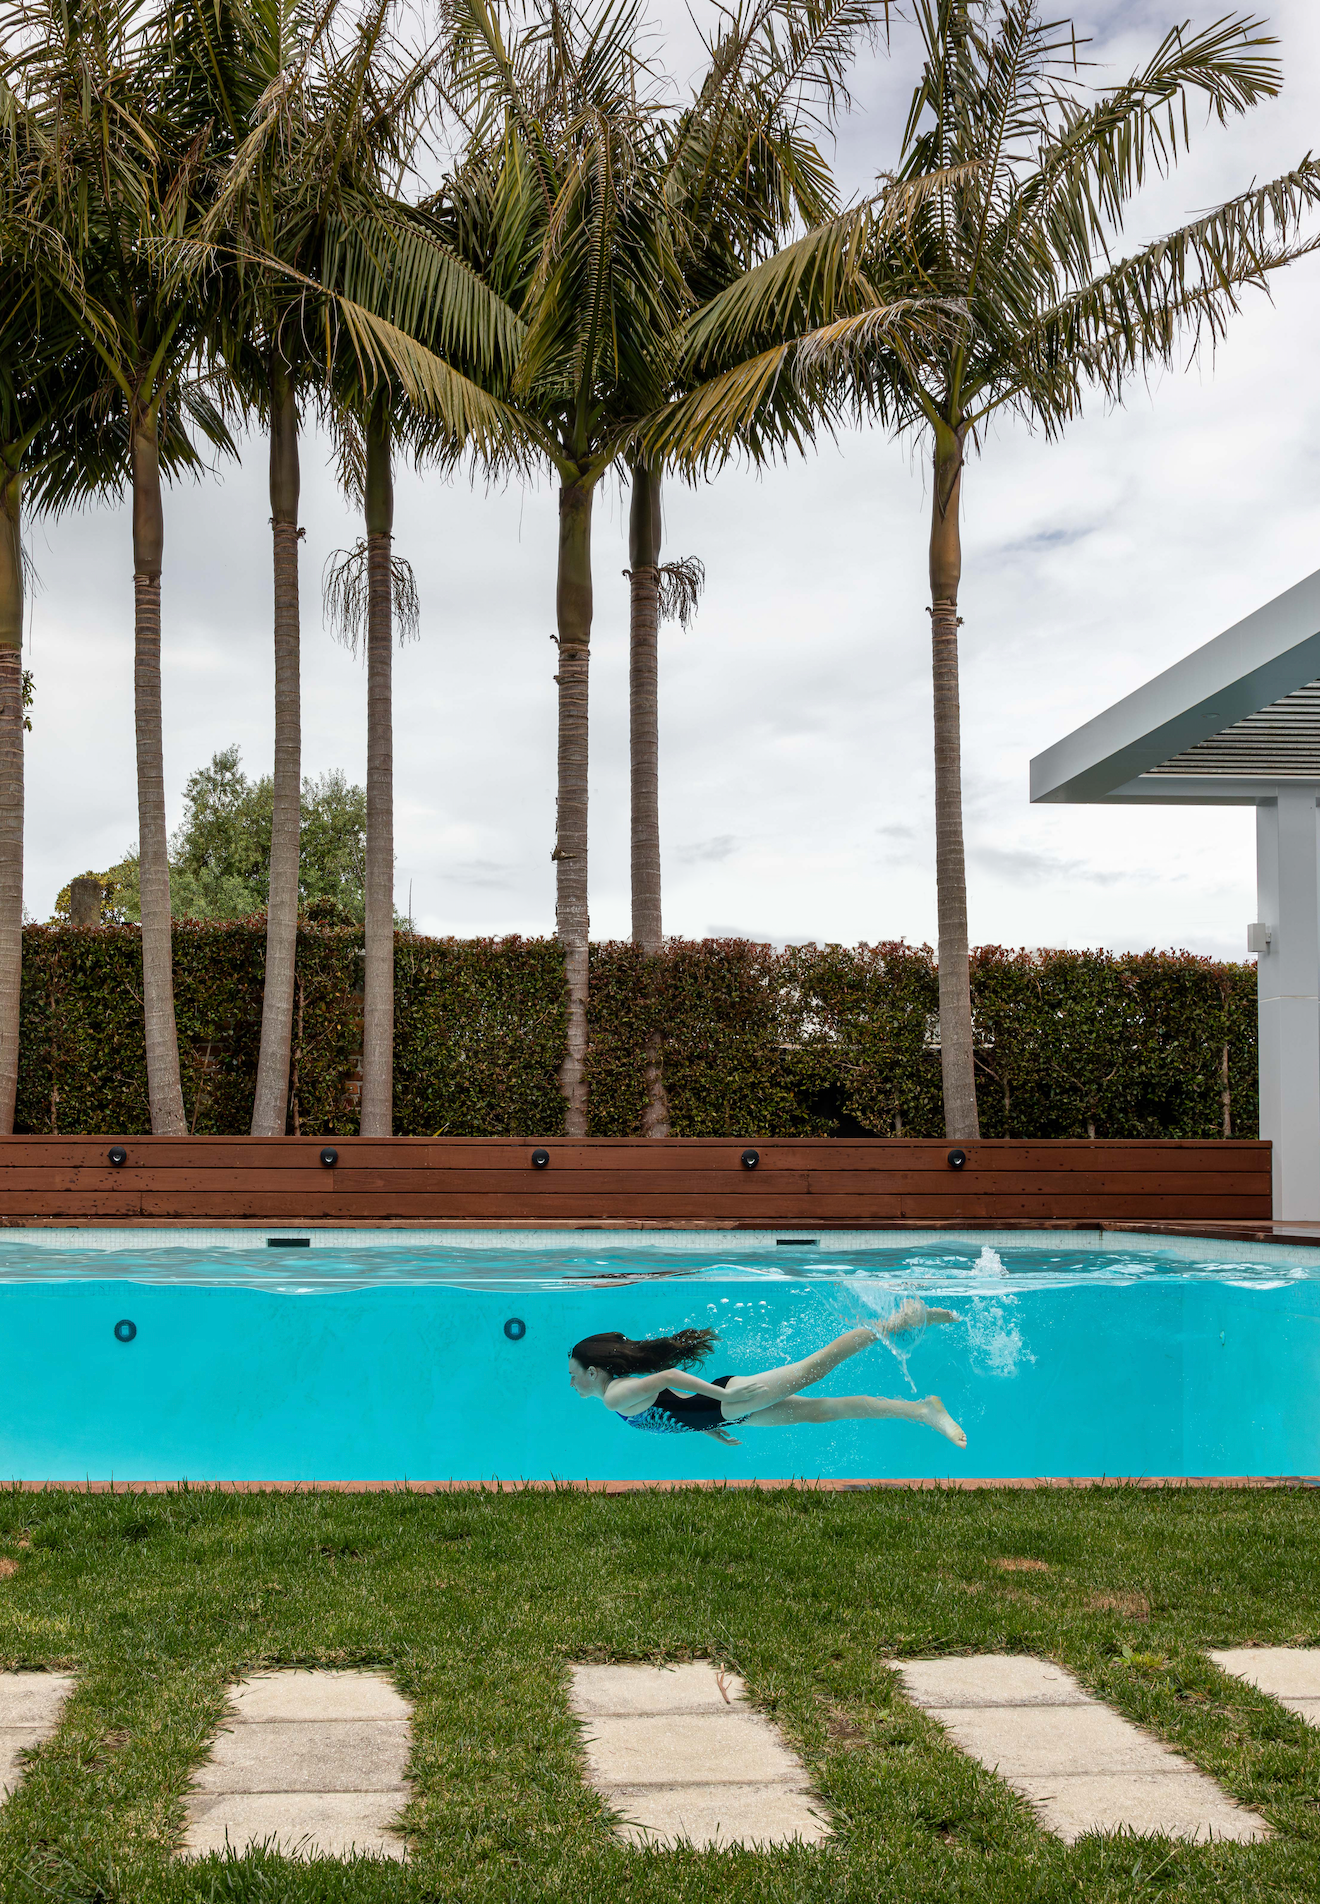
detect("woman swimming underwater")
(568, 1300), (967, 1448)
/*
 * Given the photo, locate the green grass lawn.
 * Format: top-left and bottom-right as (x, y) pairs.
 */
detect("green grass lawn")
(2, 1485), (1319, 1903)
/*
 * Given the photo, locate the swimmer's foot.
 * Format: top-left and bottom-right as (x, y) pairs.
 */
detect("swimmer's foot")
(916, 1394), (967, 1448)
(880, 1298), (958, 1335)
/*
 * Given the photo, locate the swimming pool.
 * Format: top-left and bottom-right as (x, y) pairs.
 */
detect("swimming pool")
(2, 1230), (1317, 1482)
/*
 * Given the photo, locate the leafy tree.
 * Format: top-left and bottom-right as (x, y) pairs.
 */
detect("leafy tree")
(54, 747), (372, 922)
(652, 0), (1320, 1137)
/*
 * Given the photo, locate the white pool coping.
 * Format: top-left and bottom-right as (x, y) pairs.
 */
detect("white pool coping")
(0, 1225), (1316, 1268)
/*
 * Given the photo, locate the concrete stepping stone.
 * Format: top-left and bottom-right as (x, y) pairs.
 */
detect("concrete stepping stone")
(1211, 1647), (1320, 1728)
(0, 1674), (75, 1800)
(569, 1661), (827, 1849)
(891, 1655), (1268, 1845)
(183, 1670), (411, 1861)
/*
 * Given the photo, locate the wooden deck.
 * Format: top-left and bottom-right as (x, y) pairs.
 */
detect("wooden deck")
(0, 1136), (1273, 1226)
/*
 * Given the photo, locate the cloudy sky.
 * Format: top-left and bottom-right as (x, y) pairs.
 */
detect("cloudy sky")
(20, 0), (1320, 960)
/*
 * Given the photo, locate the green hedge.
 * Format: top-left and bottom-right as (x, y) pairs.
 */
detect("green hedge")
(14, 925), (1258, 1139)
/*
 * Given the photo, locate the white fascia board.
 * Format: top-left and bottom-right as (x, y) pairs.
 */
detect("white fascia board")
(1030, 566), (1320, 804)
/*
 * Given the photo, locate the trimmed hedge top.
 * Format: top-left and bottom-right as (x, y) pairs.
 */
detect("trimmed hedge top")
(16, 925), (1256, 1139)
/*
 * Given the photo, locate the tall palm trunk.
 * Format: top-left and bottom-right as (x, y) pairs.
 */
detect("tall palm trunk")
(627, 458), (670, 1138)
(0, 463), (23, 1135)
(359, 402), (394, 1137)
(929, 419), (979, 1140)
(131, 401), (186, 1135)
(251, 371), (302, 1137)
(628, 460), (662, 951)
(554, 476), (593, 1136)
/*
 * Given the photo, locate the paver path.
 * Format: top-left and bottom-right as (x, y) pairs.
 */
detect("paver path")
(183, 1670), (411, 1860)
(0, 1674), (75, 1800)
(569, 1661), (827, 1849)
(1212, 1648), (1320, 1728)
(891, 1655), (1269, 1845)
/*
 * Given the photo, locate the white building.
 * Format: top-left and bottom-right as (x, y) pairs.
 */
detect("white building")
(1030, 566), (1320, 1220)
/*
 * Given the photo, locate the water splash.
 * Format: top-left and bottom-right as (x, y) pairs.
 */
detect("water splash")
(975, 1245), (1007, 1277)
(965, 1298), (1034, 1378)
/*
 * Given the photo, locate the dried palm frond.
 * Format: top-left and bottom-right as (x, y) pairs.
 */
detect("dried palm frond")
(322, 538), (420, 655)
(657, 555), (704, 628)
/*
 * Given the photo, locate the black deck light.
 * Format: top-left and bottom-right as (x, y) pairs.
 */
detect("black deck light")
(108, 1147), (127, 1167)
(947, 1148), (967, 1169)
(320, 1148), (338, 1167)
(741, 1149), (759, 1169)
(113, 1319), (136, 1342)
(531, 1148), (550, 1169)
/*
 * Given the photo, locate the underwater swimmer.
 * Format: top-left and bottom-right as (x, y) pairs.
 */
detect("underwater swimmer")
(567, 1300), (966, 1447)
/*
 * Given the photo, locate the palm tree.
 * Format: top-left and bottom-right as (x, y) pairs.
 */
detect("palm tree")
(435, 0), (691, 1135)
(0, 298), (44, 1138)
(301, 3), (527, 1138)
(190, 0), (407, 1137)
(194, 0), (521, 1136)
(173, 0), (323, 1139)
(321, 398), (419, 1135)
(626, 0), (869, 966)
(8, 0), (238, 1134)
(651, 0), (1320, 1138)
(437, 0), (874, 1133)
(0, 48), (119, 1133)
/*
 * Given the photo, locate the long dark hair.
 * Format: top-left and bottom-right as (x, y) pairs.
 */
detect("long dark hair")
(570, 1328), (717, 1378)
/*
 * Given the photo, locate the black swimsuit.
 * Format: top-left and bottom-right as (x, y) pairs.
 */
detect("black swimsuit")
(616, 1374), (750, 1436)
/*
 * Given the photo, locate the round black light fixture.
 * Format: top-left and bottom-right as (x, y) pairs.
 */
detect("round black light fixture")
(320, 1147), (338, 1167)
(113, 1319), (137, 1343)
(531, 1148), (550, 1169)
(108, 1146), (127, 1167)
(947, 1148), (967, 1169)
(741, 1148), (760, 1170)
(504, 1317), (527, 1341)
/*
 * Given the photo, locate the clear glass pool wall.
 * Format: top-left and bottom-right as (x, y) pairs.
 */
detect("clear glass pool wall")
(1, 1229), (1316, 1485)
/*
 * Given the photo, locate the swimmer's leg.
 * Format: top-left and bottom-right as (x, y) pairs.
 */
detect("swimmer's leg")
(740, 1393), (967, 1450)
(717, 1307), (952, 1418)
(717, 1327), (880, 1417)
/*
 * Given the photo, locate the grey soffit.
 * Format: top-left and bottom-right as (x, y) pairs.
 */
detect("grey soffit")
(1146, 678), (1320, 778)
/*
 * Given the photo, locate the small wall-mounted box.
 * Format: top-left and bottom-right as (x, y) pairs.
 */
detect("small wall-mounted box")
(1247, 922), (1273, 954)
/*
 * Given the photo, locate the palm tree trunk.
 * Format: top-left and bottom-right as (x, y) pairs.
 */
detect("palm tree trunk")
(132, 402), (186, 1135)
(929, 419), (979, 1140)
(251, 372), (302, 1137)
(360, 403), (394, 1137)
(628, 460), (662, 951)
(0, 464), (23, 1136)
(627, 459), (670, 1138)
(555, 476), (593, 1136)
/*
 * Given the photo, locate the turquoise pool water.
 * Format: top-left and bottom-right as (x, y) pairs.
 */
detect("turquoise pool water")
(2, 1240), (1317, 1481)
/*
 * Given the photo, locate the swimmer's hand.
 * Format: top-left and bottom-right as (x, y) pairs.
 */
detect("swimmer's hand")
(703, 1427), (742, 1446)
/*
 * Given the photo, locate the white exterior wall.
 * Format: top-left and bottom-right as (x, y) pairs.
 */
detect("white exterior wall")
(1255, 789), (1320, 1218)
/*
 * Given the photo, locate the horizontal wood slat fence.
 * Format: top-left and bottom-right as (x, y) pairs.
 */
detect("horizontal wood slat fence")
(0, 1136), (1272, 1226)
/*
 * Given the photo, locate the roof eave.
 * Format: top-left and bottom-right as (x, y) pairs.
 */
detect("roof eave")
(1030, 568), (1320, 805)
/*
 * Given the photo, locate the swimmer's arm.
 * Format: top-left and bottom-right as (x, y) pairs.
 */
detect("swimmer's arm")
(603, 1368), (731, 1411)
